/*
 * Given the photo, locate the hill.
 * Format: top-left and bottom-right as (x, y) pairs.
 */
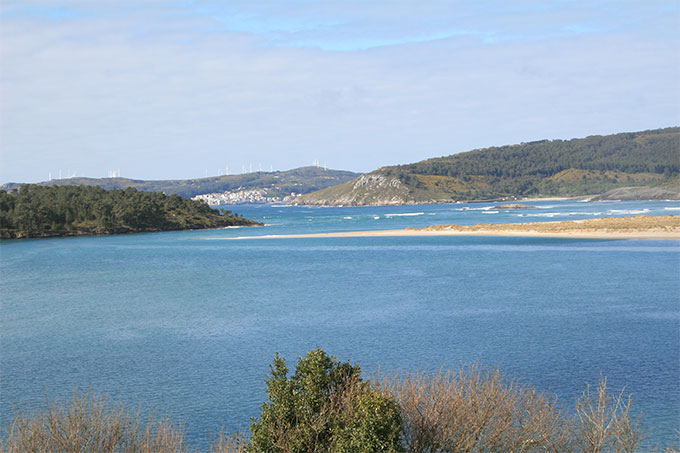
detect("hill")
(0, 167), (360, 200)
(0, 185), (262, 239)
(295, 127), (680, 205)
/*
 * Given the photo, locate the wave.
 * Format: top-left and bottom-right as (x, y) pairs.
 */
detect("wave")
(481, 211), (498, 214)
(457, 206), (496, 211)
(524, 212), (559, 217)
(607, 209), (650, 215)
(384, 212), (425, 217)
(664, 207), (680, 211)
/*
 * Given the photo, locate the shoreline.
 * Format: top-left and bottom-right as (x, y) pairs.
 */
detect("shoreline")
(231, 230), (679, 240)
(229, 216), (680, 241)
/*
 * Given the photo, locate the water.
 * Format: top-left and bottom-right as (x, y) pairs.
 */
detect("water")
(1, 200), (679, 448)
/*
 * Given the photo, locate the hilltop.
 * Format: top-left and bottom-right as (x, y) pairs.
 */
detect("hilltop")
(1, 166), (360, 200)
(295, 127), (680, 205)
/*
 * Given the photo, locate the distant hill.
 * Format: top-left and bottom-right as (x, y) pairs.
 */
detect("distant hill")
(1, 167), (360, 199)
(296, 128), (680, 205)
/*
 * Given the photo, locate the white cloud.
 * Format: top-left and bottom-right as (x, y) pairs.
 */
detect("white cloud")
(1, 1), (678, 182)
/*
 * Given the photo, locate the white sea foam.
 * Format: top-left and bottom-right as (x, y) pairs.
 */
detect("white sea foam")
(458, 206), (495, 211)
(664, 207), (680, 211)
(525, 212), (559, 217)
(373, 216), (380, 220)
(343, 216), (353, 219)
(385, 212), (425, 217)
(608, 209), (650, 215)
(481, 210), (498, 214)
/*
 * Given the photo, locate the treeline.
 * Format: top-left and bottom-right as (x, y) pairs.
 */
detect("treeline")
(3, 349), (664, 452)
(0, 185), (261, 239)
(400, 128), (679, 179)
(385, 127), (680, 199)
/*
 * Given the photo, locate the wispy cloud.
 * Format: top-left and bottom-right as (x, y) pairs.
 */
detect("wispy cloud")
(0, 1), (678, 182)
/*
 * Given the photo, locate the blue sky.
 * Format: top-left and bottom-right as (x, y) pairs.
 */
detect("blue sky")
(1, 1), (678, 183)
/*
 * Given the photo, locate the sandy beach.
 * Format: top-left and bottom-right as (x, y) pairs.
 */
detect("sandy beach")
(234, 215), (680, 240)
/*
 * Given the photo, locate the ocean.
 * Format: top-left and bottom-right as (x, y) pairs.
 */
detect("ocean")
(1, 200), (679, 448)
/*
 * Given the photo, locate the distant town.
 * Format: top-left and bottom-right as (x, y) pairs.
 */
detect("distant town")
(191, 188), (300, 205)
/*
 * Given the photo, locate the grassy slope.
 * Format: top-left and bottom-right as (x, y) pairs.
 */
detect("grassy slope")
(297, 127), (680, 205)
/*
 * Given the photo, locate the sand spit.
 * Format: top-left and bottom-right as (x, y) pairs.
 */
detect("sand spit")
(233, 216), (680, 240)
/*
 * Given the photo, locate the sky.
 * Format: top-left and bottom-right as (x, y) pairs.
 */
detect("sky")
(0, 1), (678, 183)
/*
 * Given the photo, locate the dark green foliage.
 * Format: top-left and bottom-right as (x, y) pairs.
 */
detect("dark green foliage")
(0, 185), (261, 239)
(296, 127), (680, 205)
(249, 348), (403, 453)
(395, 127), (679, 199)
(1, 167), (361, 199)
(404, 128), (679, 178)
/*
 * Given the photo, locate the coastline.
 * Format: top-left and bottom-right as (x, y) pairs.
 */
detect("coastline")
(231, 215), (680, 241)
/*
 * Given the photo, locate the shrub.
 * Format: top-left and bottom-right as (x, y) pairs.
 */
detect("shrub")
(378, 365), (647, 453)
(0, 355), (658, 452)
(1, 391), (187, 453)
(575, 378), (647, 452)
(248, 348), (403, 453)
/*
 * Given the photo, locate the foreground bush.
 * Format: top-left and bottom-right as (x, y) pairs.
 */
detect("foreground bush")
(1, 392), (187, 452)
(379, 366), (647, 453)
(2, 349), (669, 452)
(249, 348), (403, 453)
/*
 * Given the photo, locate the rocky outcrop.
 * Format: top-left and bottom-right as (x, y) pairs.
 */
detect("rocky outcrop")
(294, 172), (416, 206)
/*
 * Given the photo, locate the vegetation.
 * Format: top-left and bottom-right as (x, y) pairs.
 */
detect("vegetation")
(3, 349), (673, 452)
(0, 185), (261, 239)
(379, 367), (647, 453)
(249, 348), (403, 453)
(1, 392), (188, 453)
(0, 167), (360, 199)
(297, 127), (680, 205)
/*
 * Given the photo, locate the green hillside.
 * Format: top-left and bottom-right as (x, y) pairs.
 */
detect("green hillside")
(296, 127), (680, 205)
(1, 167), (360, 199)
(0, 185), (261, 239)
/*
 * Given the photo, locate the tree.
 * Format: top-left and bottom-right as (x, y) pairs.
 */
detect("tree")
(249, 348), (403, 453)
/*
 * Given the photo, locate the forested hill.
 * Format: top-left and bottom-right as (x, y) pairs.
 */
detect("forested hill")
(0, 185), (261, 239)
(296, 127), (680, 205)
(0, 167), (360, 199)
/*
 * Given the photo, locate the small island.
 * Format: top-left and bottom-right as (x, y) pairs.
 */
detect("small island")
(0, 185), (262, 239)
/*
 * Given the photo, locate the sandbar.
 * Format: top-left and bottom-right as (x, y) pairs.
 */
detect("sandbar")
(231, 215), (680, 240)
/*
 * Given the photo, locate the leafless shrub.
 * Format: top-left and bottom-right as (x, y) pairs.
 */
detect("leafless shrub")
(378, 364), (649, 452)
(1, 391), (187, 453)
(208, 431), (248, 453)
(575, 377), (647, 452)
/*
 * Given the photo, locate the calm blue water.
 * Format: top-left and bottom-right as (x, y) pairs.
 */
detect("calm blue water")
(1, 200), (679, 448)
